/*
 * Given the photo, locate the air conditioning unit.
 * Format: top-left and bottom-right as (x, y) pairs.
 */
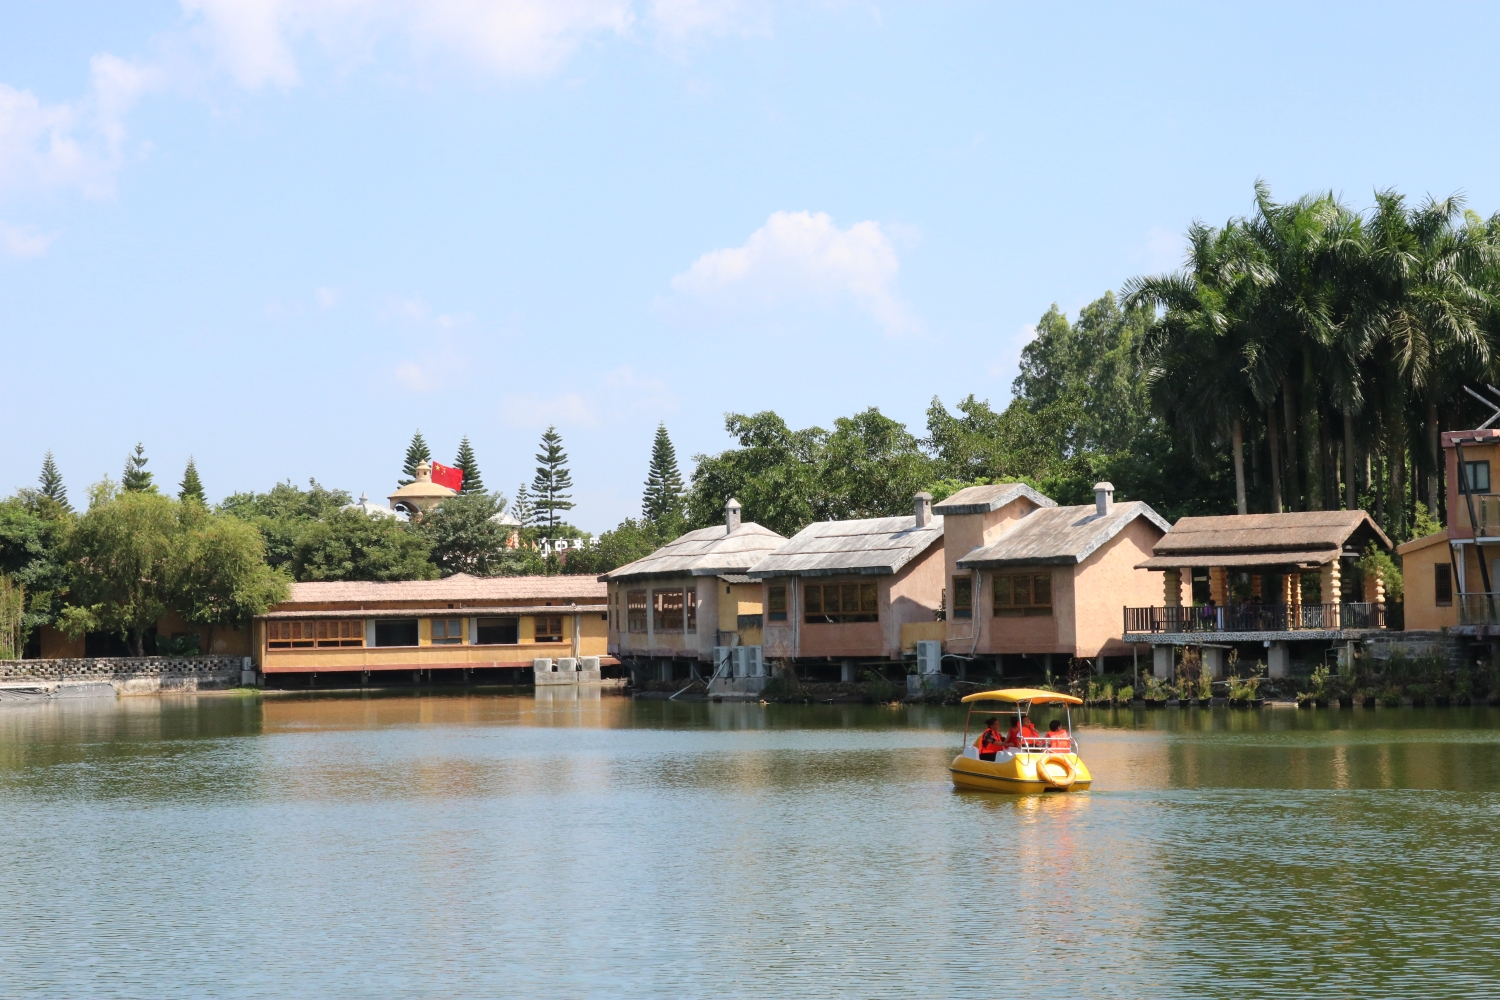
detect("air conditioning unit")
(533, 658), (555, 673)
(745, 646), (764, 677)
(915, 640), (942, 675)
(557, 657), (579, 672)
(713, 646), (733, 678)
(580, 656), (600, 671)
(731, 646), (749, 678)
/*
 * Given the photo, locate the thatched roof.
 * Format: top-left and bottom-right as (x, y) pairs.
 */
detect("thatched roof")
(600, 523), (787, 582)
(1138, 510), (1393, 570)
(956, 501), (1169, 568)
(279, 575), (605, 606)
(747, 514), (944, 578)
(932, 483), (1055, 515)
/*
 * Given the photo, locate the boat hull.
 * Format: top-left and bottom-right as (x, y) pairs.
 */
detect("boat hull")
(950, 752), (1092, 793)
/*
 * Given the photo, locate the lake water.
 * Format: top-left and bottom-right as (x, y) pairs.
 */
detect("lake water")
(1, 691), (1497, 999)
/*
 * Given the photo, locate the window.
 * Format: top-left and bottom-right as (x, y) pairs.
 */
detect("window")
(993, 573), (1053, 617)
(431, 618), (464, 644)
(476, 617), (519, 645)
(685, 590), (697, 633)
(767, 585), (787, 623)
(1464, 460), (1491, 493)
(627, 590), (647, 633)
(374, 619), (419, 647)
(267, 619), (365, 649)
(654, 589), (684, 632)
(804, 582), (878, 624)
(952, 576), (973, 620)
(1435, 563), (1453, 607)
(535, 616), (565, 643)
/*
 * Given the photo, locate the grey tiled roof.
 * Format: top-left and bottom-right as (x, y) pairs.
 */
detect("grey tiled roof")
(932, 482), (1055, 515)
(956, 501), (1169, 568)
(280, 574), (606, 605)
(747, 514), (944, 578)
(600, 523), (787, 581)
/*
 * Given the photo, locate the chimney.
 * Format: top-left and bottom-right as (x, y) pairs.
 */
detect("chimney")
(725, 498), (742, 533)
(1093, 482), (1114, 517)
(914, 492), (933, 528)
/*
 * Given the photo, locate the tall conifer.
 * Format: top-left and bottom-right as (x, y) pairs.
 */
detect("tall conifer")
(642, 423), (685, 526)
(454, 436), (485, 495)
(399, 431), (432, 485)
(38, 451), (70, 511)
(512, 483), (534, 528)
(179, 457), (207, 504)
(530, 426), (574, 532)
(121, 443), (156, 493)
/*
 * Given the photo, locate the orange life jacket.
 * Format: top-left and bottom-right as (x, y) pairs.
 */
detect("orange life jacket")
(977, 727), (1003, 754)
(1006, 722), (1041, 748)
(1048, 728), (1071, 751)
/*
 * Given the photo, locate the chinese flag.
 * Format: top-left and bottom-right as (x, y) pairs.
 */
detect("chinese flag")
(430, 460), (464, 492)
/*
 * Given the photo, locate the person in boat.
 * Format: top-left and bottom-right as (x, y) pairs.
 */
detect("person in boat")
(975, 717), (1005, 761)
(1005, 714), (1040, 749)
(1046, 718), (1071, 752)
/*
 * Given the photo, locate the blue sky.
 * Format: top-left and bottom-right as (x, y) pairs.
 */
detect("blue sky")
(4, 1), (1500, 530)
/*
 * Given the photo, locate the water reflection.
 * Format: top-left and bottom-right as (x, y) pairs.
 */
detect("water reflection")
(0, 695), (1497, 998)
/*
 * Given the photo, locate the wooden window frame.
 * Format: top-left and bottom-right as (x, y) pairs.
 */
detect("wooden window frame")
(685, 589), (697, 634)
(653, 589), (685, 633)
(535, 615), (565, 643)
(431, 618), (465, 645)
(803, 581), (878, 624)
(1435, 563), (1453, 607)
(1464, 460), (1491, 493)
(767, 584), (787, 623)
(993, 572), (1054, 617)
(952, 575), (973, 620)
(267, 620), (365, 649)
(626, 590), (648, 633)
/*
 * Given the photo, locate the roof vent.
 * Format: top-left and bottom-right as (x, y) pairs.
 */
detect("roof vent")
(914, 492), (933, 528)
(725, 498), (742, 534)
(1094, 482), (1114, 517)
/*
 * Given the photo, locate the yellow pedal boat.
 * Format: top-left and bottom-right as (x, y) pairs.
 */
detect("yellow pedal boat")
(950, 688), (1092, 793)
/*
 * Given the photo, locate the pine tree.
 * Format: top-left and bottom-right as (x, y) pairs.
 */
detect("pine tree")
(453, 436), (485, 495)
(512, 483), (534, 527)
(399, 431), (431, 486)
(530, 426), (574, 532)
(641, 422), (685, 526)
(38, 451), (70, 511)
(121, 443), (156, 493)
(179, 456), (206, 504)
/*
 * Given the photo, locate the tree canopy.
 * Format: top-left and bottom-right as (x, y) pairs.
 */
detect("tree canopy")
(121, 443), (155, 494)
(531, 426), (575, 533)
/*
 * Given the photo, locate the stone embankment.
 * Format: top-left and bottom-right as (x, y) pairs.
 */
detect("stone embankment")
(0, 656), (250, 701)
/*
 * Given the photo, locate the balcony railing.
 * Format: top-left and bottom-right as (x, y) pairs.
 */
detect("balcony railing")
(1124, 602), (1387, 634)
(1459, 594), (1500, 626)
(1461, 494), (1500, 533)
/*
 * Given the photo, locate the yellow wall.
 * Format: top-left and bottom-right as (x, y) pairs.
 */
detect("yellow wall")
(1398, 530), (1459, 630)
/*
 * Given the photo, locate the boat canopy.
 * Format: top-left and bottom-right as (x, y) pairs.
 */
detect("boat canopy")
(961, 688), (1083, 706)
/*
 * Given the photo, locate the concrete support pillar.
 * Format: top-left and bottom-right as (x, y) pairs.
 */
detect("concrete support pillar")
(1152, 644), (1173, 680)
(1095, 652), (1105, 675)
(1251, 573), (1263, 602)
(1164, 568), (1183, 607)
(841, 660), (856, 683)
(1202, 646), (1227, 680)
(1210, 567), (1229, 606)
(659, 659), (672, 683)
(1268, 641), (1291, 678)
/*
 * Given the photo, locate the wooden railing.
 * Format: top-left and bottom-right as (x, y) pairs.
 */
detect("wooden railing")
(1123, 602), (1387, 634)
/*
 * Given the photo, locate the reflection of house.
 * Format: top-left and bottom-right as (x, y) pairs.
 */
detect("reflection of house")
(747, 494), (946, 680)
(600, 500), (786, 682)
(1124, 509), (1394, 678)
(941, 483), (1169, 672)
(254, 574), (610, 683)
(1401, 428), (1500, 634)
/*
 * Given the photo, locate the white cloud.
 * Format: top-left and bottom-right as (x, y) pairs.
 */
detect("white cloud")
(314, 285), (341, 307)
(648, 0), (767, 40)
(0, 222), (57, 258)
(179, 0), (636, 87)
(671, 210), (917, 335)
(498, 390), (597, 429)
(0, 53), (160, 200)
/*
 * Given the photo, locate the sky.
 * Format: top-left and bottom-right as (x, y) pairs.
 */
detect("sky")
(5, 1), (1500, 530)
